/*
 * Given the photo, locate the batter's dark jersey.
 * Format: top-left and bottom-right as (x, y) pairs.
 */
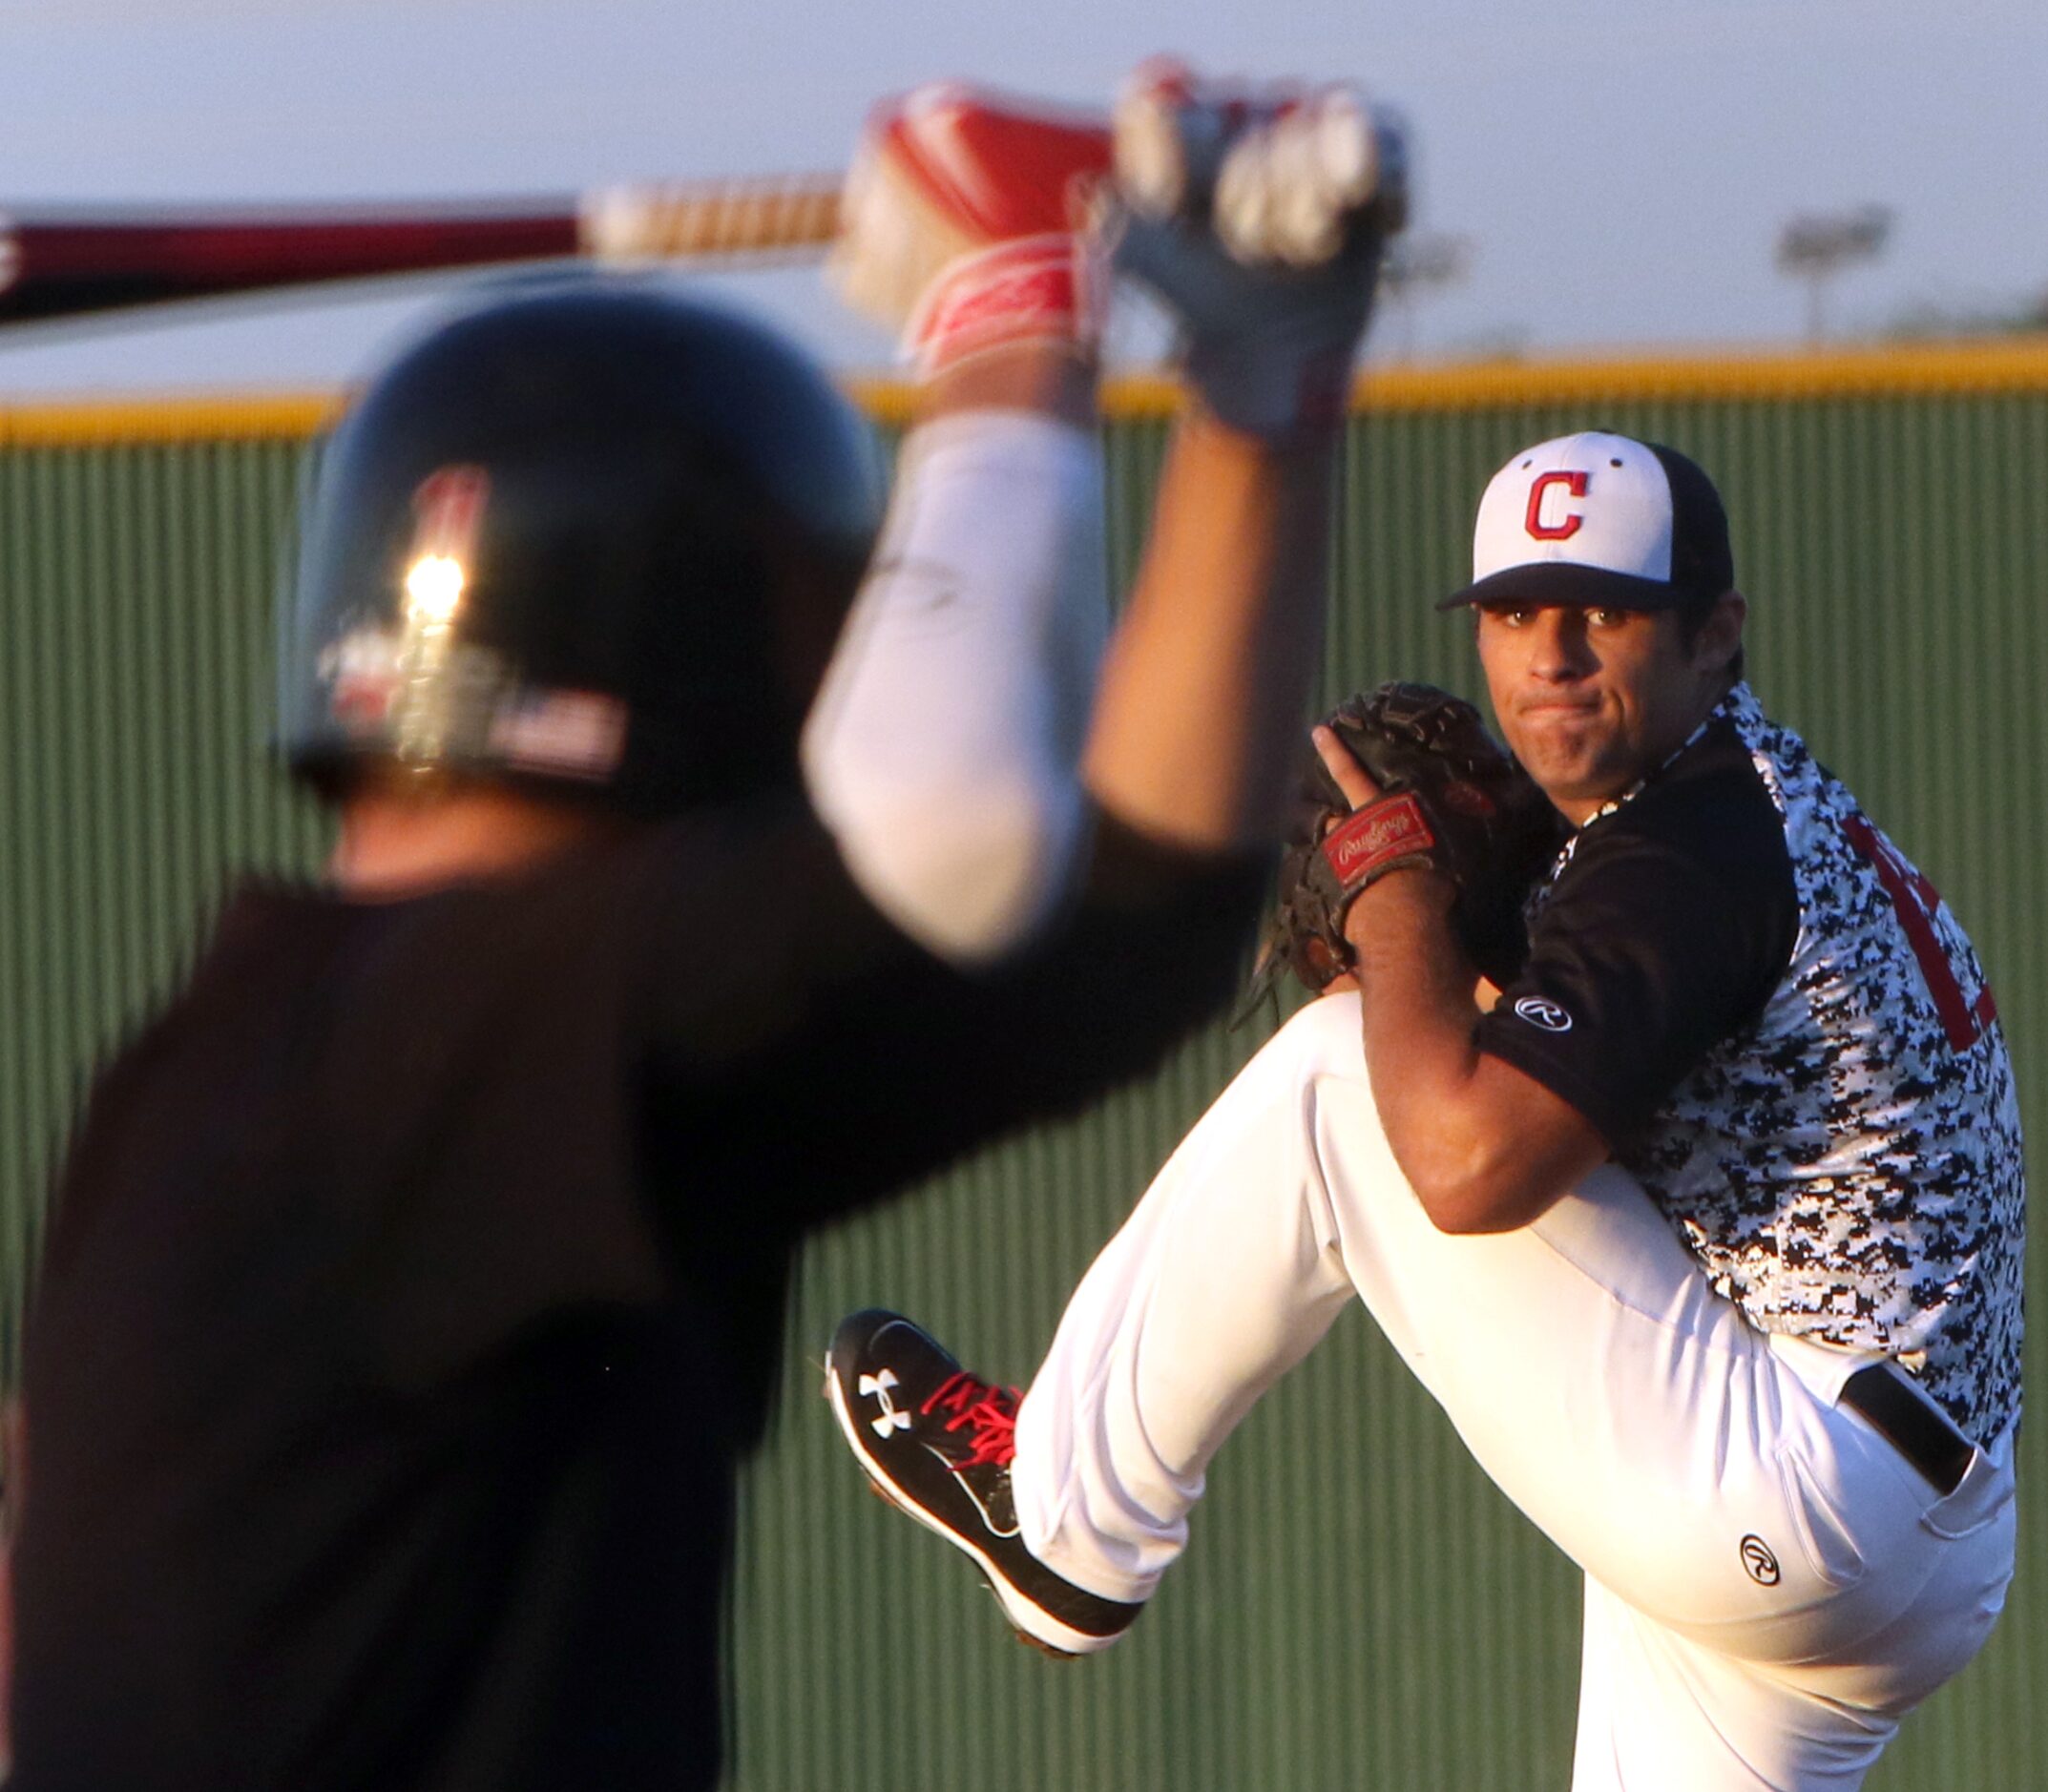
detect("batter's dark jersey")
(12, 797), (1263, 1792)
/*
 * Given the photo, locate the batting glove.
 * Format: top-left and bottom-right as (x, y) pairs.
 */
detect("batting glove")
(1105, 60), (1408, 441)
(833, 84), (1112, 378)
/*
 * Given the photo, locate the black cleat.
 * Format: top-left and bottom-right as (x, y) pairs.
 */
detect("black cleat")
(825, 1308), (1144, 1657)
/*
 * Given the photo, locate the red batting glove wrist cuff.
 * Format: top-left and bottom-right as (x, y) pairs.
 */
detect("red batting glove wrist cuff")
(908, 234), (1104, 378)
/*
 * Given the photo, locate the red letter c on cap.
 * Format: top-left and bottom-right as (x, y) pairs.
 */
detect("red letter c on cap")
(1525, 469), (1589, 540)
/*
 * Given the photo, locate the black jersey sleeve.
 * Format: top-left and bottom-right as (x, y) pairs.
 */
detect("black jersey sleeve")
(636, 797), (1264, 1228)
(1475, 735), (1799, 1147)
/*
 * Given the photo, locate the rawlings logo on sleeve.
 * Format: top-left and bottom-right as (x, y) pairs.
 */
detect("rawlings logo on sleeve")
(1513, 994), (1573, 1032)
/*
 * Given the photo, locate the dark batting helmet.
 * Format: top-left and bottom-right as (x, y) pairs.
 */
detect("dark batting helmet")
(279, 281), (885, 812)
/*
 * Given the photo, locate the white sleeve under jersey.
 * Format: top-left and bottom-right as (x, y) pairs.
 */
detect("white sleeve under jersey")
(799, 410), (1108, 966)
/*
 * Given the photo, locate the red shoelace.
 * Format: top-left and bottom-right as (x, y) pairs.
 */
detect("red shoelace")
(921, 1371), (1021, 1469)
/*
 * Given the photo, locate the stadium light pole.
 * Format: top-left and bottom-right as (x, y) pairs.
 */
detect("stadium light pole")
(1377, 233), (1473, 360)
(1776, 206), (1892, 344)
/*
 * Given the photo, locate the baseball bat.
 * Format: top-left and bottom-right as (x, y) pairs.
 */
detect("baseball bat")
(0, 175), (843, 326)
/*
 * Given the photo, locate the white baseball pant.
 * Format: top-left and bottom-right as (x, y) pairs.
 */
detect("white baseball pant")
(1010, 994), (2017, 1791)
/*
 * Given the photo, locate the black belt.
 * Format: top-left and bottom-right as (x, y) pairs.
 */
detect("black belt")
(1840, 1364), (1974, 1496)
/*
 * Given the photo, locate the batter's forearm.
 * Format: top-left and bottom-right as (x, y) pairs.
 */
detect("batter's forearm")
(1082, 417), (1335, 851)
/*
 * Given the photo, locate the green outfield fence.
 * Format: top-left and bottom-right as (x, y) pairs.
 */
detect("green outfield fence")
(2, 340), (2046, 1788)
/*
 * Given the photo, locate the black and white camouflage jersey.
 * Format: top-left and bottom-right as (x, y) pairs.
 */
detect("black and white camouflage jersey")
(1478, 683), (2024, 1443)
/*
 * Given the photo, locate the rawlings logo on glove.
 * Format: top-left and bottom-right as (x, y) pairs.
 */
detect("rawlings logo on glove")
(1247, 681), (1568, 1005)
(1322, 792), (1436, 882)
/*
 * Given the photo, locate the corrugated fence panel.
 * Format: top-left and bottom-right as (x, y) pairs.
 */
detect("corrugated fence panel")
(0, 362), (2043, 1789)
(0, 433), (331, 1396)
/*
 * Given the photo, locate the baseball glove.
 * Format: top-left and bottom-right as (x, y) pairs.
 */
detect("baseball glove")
(1247, 681), (1567, 1003)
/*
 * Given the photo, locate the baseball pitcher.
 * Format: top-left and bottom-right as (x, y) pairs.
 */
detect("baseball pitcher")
(829, 431), (2023, 1790)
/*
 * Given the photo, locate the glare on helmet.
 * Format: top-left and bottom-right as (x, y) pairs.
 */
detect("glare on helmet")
(404, 553), (467, 626)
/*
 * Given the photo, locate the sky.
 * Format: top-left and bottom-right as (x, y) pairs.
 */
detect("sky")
(1, 0), (2043, 396)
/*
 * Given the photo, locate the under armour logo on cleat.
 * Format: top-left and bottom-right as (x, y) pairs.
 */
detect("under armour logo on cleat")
(860, 1368), (913, 1440)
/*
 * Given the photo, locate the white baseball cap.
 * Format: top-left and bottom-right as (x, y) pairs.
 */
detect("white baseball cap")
(1440, 430), (1735, 612)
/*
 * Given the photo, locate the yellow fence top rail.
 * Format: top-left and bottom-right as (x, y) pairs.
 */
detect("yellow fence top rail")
(6, 337), (2047, 444)
(0, 391), (345, 447)
(1346, 336), (2048, 412)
